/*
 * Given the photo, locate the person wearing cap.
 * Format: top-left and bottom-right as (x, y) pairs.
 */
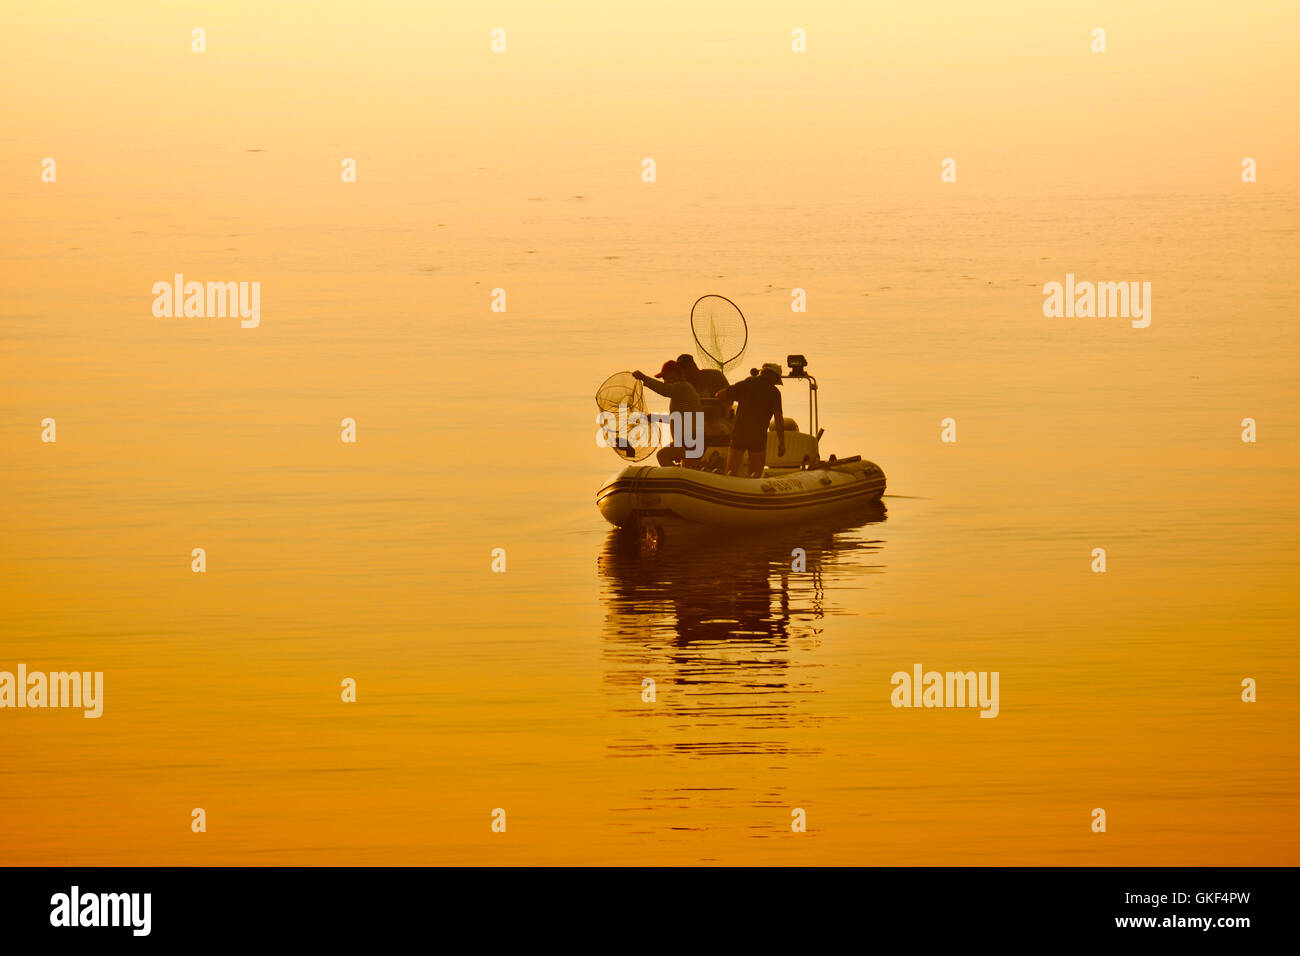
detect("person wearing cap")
(633, 360), (704, 467)
(715, 362), (784, 476)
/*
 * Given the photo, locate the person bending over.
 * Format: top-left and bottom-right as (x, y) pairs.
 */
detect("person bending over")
(634, 361), (704, 467)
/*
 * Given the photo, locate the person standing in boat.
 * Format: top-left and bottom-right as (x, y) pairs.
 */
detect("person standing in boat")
(633, 361), (704, 467)
(675, 353), (731, 443)
(716, 362), (784, 477)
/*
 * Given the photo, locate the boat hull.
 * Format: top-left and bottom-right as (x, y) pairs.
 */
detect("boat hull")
(596, 460), (886, 529)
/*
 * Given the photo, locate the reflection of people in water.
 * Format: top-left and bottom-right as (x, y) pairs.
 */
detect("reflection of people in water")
(600, 527), (795, 651)
(596, 505), (886, 757)
(598, 503), (886, 648)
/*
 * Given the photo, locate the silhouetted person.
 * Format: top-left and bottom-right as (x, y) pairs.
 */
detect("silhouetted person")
(675, 354), (731, 447)
(716, 362), (784, 476)
(634, 361), (703, 467)
(675, 354), (729, 399)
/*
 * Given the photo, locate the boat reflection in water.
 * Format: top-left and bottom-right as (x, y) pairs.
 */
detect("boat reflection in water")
(596, 501), (887, 760)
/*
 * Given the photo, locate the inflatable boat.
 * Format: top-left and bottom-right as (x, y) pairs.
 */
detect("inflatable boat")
(597, 455), (886, 529)
(595, 354), (886, 530)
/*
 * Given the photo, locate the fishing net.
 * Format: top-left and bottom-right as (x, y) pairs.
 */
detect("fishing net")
(595, 371), (657, 462)
(690, 294), (748, 374)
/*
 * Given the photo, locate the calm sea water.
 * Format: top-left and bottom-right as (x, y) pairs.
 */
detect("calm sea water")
(2, 188), (1297, 864)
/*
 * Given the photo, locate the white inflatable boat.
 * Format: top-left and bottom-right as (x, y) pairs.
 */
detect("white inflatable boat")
(597, 456), (886, 529)
(595, 355), (886, 530)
